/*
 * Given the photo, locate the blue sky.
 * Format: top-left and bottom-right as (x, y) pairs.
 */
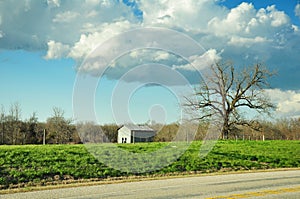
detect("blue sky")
(1, 0), (300, 124)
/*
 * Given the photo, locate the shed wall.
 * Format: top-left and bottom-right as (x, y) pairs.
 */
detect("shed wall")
(118, 127), (132, 143)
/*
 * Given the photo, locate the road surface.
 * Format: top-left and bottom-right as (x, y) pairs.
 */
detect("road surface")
(1, 170), (300, 199)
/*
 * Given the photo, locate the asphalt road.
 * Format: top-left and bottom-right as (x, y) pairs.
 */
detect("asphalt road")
(2, 170), (300, 199)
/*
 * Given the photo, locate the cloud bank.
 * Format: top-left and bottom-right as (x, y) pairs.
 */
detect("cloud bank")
(0, 0), (299, 89)
(265, 89), (300, 118)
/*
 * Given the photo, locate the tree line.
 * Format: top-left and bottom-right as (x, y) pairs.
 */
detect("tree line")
(0, 104), (119, 145)
(0, 103), (299, 145)
(152, 119), (300, 142)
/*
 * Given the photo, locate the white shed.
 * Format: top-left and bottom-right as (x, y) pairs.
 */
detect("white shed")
(117, 124), (156, 143)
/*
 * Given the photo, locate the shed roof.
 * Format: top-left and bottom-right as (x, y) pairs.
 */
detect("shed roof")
(123, 124), (154, 132)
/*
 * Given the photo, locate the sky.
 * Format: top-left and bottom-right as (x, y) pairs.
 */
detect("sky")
(1, 0), (300, 124)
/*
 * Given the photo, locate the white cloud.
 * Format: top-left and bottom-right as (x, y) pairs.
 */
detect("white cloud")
(173, 49), (222, 71)
(85, 0), (113, 7)
(44, 40), (70, 59)
(85, 0), (100, 6)
(127, 50), (177, 65)
(47, 0), (60, 8)
(208, 3), (256, 36)
(0, 0), (137, 51)
(99, 0), (113, 7)
(0, 0), (295, 55)
(208, 3), (290, 39)
(140, 0), (225, 31)
(292, 25), (299, 32)
(265, 89), (300, 117)
(154, 51), (170, 61)
(53, 11), (80, 23)
(266, 5), (289, 27)
(1, 0), (300, 90)
(295, 4), (300, 17)
(68, 20), (133, 60)
(129, 50), (140, 58)
(228, 36), (269, 47)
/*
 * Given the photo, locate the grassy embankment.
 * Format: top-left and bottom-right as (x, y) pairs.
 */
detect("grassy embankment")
(0, 140), (299, 189)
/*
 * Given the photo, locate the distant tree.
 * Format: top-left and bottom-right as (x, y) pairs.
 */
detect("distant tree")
(7, 103), (22, 144)
(77, 122), (102, 143)
(154, 123), (179, 142)
(290, 118), (300, 140)
(46, 107), (74, 144)
(0, 105), (6, 144)
(259, 120), (283, 140)
(35, 122), (47, 144)
(101, 124), (119, 142)
(185, 62), (275, 139)
(273, 118), (299, 140)
(22, 112), (39, 144)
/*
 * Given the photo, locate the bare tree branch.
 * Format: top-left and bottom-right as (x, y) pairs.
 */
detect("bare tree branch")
(184, 62), (275, 139)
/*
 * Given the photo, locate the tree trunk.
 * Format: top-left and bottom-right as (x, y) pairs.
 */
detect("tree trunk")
(222, 128), (229, 139)
(222, 114), (230, 139)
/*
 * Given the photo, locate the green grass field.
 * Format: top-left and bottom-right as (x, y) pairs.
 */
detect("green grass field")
(0, 140), (299, 189)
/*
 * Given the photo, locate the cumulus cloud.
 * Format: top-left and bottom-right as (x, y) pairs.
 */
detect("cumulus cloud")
(208, 3), (290, 39)
(228, 36), (270, 47)
(1, 0), (300, 90)
(44, 40), (70, 59)
(0, 0), (296, 60)
(208, 2), (257, 36)
(173, 49), (222, 71)
(68, 20), (134, 60)
(0, 0), (137, 51)
(267, 6), (289, 27)
(79, 48), (188, 79)
(265, 89), (300, 117)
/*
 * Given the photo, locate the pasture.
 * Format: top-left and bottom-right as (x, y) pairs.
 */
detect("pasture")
(0, 140), (299, 189)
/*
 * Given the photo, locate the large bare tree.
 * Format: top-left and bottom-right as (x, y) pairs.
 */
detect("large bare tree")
(186, 62), (275, 139)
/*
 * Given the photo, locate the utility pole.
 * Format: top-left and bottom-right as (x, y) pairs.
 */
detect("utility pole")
(43, 129), (46, 145)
